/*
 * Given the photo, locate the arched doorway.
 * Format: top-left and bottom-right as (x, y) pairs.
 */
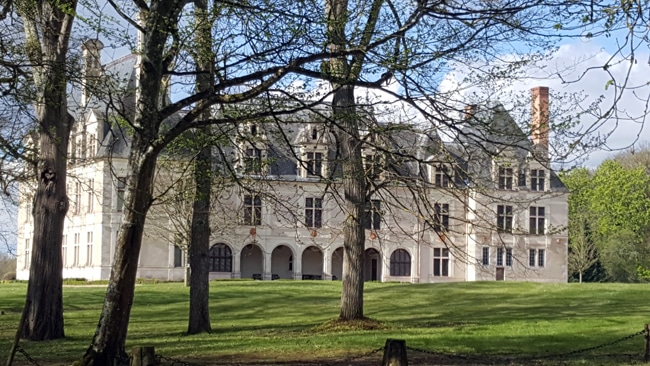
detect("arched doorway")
(301, 246), (323, 280)
(209, 243), (232, 273)
(331, 247), (343, 280)
(364, 248), (382, 281)
(271, 245), (294, 279)
(240, 243), (263, 279)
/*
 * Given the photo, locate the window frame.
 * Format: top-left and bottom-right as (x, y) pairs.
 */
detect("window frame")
(244, 147), (263, 174)
(481, 247), (490, 266)
(305, 197), (323, 228)
(306, 152), (323, 176)
(209, 243), (233, 272)
(497, 205), (514, 233)
(530, 169), (546, 191)
(390, 249), (411, 276)
(433, 247), (450, 277)
(434, 165), (451, 188)
(496, 247), (504, 266)
(498, 166), (514, 190)
(243, 194), (262, 226)
(505, 248), (513, 267)
(432, 203), (450, 232)
(364, 199), (381, 230)
(529, 206), (546, 235)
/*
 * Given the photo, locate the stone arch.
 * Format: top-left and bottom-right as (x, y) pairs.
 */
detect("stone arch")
(364, 247), (382, 281)
(331, 247), (343, 280)
(271, 244), (295, 279)
(240, 243), (264, 279)
(301, 245), (323, 279)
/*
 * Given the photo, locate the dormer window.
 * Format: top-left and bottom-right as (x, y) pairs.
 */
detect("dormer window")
(498, 166), (514, 190)
(311, 128), (318, 140)
(364, 154), (381, 178)
(244, 148), (262, 174)
(250, 124), (257, 136)
(530, 169), (545, 191)
(434, 165), (451, 188)
(306, 152), (322, 176)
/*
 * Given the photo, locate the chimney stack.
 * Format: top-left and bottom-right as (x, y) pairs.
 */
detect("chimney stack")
(531, 86), (549, 154)
(464, 104), (477, 121)
(81, 39), (104, 106)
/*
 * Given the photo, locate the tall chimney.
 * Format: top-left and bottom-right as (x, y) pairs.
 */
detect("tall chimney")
(81, 39), (104, 107)
(531, 86), (549, 154)
(464, 104), (477, 121)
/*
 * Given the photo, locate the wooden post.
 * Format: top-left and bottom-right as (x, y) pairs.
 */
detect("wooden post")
(382, 339), (408, 366)
(643, 324), (650, 363)
(130, 346), (156, 366)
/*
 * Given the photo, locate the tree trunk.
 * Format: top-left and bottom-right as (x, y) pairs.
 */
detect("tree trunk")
(18, 0), (77, 341)
(82, 140), (159, 364)
(82, 5), (175, 362)
(187, 0), (213, 335)
(579, 271), (582, 283)
(188, 143), (212, 334)
(333, 85), (366, 320)
(326, 0), (367, 321)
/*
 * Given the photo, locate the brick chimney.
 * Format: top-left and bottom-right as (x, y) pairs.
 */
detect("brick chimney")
(531, 86), (549, 153)
(464, 104), (477, 120)
(81, 39), (104, 106)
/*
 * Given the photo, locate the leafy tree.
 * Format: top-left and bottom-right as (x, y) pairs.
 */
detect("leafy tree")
(590, 160), (650, 240)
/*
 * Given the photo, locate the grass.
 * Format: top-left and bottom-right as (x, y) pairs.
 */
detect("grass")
(1, 281), (648, 365)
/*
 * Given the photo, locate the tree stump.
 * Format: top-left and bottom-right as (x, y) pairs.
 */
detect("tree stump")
(130, 346), (156, 366)
(382, 339), (408, 366)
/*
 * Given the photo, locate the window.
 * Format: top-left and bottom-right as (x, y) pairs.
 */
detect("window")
(25, 201), (31, 223)
(24, 239), (30, 269)
(433, 248), (449, 276)
(74, 181), (81, 214)
(481, 247), (489, 265)
(364, 200), (381, 230)
(250, 124), (257, 136)
(529, 248), (545, 267)
(116, 178), (126, 212)
(531, 169), (545, 191)
(364, 154), (381, 177)
(173, 246), (184, 267)
(73, 233), (80, 266)
(209, 244), (232, 272)
(432, 203), (449, 232)
(506, 248), (513, 266)
(243, 194), (262, 226)
(434, 165), (451, 187)
(498, 166), (514, 190)
(62, 235), (67, 267)
(497, 205), (513, 233)
(529, 206), (545, 235)
(390, 249), (411, 276)
(289, 255), (293, 271)
(497, 247), (504, 266)
(306, 152), (323, 176)
(87, 179), (94, 213)
(88, 133), (97, 158)
(305, 197), (323, 228)
(86, 231), (93, 266)
(244, 148), (263, 174)
(311, 128), (318, 140)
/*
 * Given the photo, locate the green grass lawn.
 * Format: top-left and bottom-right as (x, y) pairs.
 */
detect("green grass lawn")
(1, 281), (648, 365)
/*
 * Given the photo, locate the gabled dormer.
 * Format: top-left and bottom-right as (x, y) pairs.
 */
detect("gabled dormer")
(295, 124), (329, 178)
(237, 122), (269, 175)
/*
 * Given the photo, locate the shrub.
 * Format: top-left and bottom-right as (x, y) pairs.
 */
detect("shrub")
(2, 272), (16, 281)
